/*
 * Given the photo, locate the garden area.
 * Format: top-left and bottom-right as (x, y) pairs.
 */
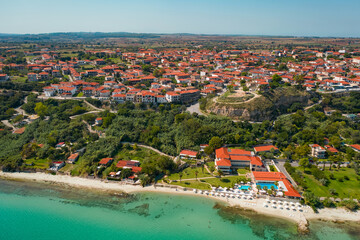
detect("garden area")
(114, 144), (163, 163)
(23, 158), (50, 170)
(169, 175), (250, 190)
(167, 166), (211, 180)
(287, 162), (360, 199)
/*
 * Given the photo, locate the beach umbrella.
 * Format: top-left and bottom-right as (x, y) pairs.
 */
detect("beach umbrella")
(272, 204), (276, 208)
(298, 207), (302, 211)
(199, 190), (203, 194)
(279, 206), (283, 209)
(278, 201), (282, 204)
(266, 199), (271, 203)
(241, 192), (245, 195)
(272, 200), (277, 204)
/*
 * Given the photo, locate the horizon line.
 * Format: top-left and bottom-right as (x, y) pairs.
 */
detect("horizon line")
(0, 31), (359, 39)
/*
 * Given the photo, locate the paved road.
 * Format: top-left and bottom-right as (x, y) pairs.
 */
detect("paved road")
(274, 161), (298, 187)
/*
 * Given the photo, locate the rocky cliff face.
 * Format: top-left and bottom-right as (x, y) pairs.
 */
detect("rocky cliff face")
(207, 88), (313, 122)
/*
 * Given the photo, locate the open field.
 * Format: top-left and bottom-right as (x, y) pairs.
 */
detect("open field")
(23, 158), (49, 169)
(167, 166), (211, 180)
(297, 167), (360, 199)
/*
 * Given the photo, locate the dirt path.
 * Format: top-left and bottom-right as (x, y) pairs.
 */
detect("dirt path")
(120, 142), (175, 159)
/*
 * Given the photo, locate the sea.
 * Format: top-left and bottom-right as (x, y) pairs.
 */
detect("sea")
(0, 179), (358, 240)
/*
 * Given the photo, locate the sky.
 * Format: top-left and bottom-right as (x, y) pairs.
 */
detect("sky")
(1, 0), (360, 37)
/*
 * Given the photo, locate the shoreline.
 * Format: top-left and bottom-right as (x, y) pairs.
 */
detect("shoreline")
(1, 171), (359, 231)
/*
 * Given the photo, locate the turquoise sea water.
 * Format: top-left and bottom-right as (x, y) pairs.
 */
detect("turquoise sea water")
(0, 179), (358, 240)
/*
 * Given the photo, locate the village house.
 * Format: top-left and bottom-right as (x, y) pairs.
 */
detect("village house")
(99, 158), (114, 167)
(179, 150), (198, 159)
(309, 144), (326, 159)
(28, 73), (38, 81)
(67, 153), (79, 163)
(50, 161), (65, 171)
(350, 144), (360, 153)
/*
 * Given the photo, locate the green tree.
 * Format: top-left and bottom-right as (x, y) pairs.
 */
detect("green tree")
(209, 136), (223, 150)
(179, 173), (183, 183)
(34, 102), (48, 119)
(299, 158), (309, 171)
(195, 170), (199, 180)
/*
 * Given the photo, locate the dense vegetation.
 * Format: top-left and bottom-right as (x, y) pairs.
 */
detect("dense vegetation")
(323, 92), (360, 113)
(0, 90), (27, 120)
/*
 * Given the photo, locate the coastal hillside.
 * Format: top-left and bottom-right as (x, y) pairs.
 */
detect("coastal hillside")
(205, 87), (315, 122)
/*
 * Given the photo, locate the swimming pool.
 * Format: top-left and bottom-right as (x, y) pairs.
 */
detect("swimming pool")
(256, 182), (278, 190)
(238, 185), (251, 190)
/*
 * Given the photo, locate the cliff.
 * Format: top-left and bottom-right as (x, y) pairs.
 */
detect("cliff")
(206, 87), (313, 122)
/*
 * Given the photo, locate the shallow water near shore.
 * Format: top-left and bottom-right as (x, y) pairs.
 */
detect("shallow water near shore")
(0, 179), (358, 240)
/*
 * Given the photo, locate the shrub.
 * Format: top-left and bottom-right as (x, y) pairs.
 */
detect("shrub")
(319, 178), (329, 186)
(344, 176), (349, 181)
(322, 198), (336, 208)
(339, 200), (359, 211)
(329, 188), (337, 196)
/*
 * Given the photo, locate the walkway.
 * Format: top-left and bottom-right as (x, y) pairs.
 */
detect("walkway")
(1, 120), (14, 129)
(120, 142), (175, 159)
(69, 110), (101, 119)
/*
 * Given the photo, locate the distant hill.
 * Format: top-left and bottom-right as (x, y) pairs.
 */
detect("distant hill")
(0, 32), (161, 42)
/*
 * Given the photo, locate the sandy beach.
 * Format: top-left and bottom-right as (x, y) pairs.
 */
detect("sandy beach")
(1, 171), (359, 230)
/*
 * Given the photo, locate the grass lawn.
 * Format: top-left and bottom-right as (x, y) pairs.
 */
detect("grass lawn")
(168, 167), (211, 180)
(169, 180), (211, 190)
(114, 146), (163, 163)
(109, 58), (123, 64)
(297, 167), (360, 199)
(206, 161), (215, 167)
(23, 158), (49, 169)
(77, 92), (84, 97)
(202, 175), (249, 188)
(11, 76), (27, 83)
(58, 163), (74, 173)
(237, 169), (250, 175)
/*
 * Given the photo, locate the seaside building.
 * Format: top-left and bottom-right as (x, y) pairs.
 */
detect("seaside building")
(99, 158), (113, 167)
(252, 171), (301, 199)
(215, 147), (265, 174)
(67, 153), (79, 163)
